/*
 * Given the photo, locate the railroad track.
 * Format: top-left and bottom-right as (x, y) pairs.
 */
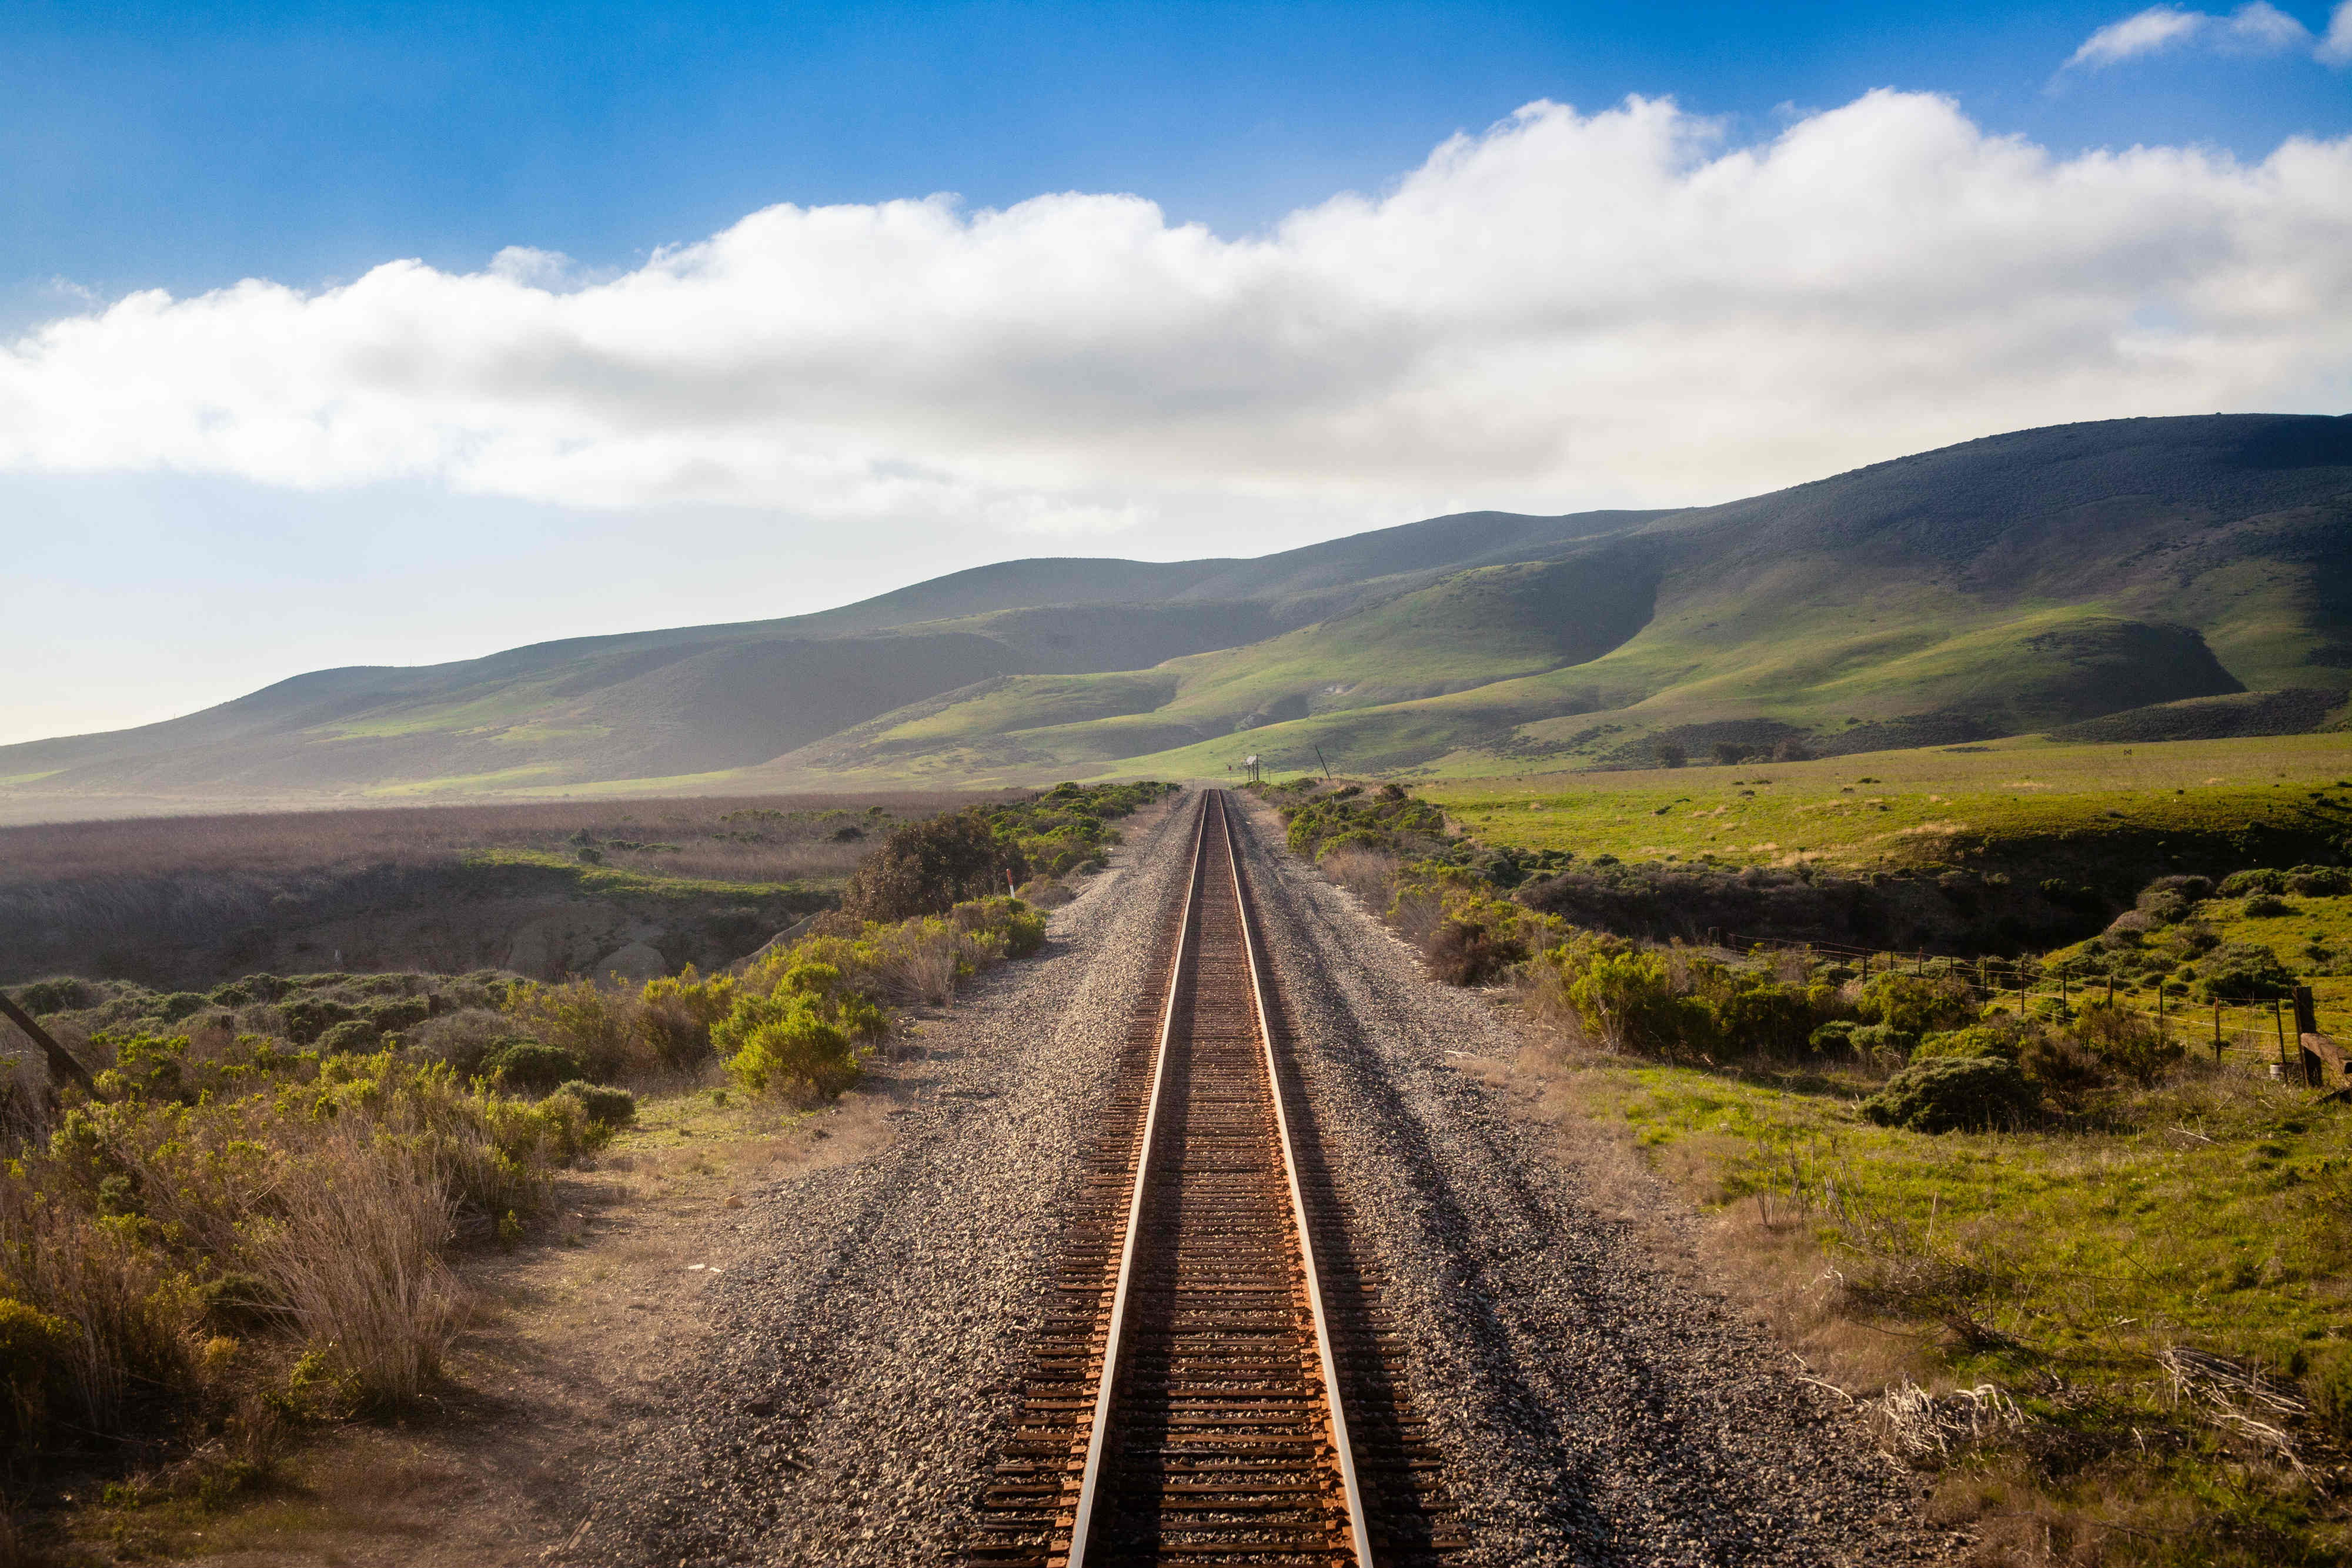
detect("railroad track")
(959, 790), (1459, 1567)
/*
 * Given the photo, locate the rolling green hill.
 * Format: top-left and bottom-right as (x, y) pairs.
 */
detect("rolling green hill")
(4, 414), (2347, 814)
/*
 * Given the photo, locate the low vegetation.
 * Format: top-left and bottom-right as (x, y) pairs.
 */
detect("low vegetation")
(1260, 752), (2352, 1563)
(0, 790), (1007, 990)
(0, 782), (1155, 1540)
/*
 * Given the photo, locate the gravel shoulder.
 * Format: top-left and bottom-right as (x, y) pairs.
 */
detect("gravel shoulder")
(569, 790), (1205, 1567)
(1229, 796), (1953, 1567)
(572, 789), (1954, 1567)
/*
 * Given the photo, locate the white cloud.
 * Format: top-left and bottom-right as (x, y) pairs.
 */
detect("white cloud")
(2065, 2), (2341, 68)
(2, 90), (2349, 524)
(2321, 1), (2352, 63)
(2068, 5), (2213, 66)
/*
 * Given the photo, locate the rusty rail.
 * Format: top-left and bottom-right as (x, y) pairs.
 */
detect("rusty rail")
(958, 789), (1456, 1566)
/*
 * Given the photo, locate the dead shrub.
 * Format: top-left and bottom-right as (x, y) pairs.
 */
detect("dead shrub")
(250, 1125), (459, 1406)
(1319, 846), (1400, 907)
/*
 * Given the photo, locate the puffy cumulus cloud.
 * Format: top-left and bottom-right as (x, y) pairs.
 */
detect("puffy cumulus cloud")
(4, 89), (2351, 526)
(2065, 2), (2349, 68)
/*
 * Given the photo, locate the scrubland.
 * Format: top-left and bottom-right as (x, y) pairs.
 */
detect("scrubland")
(0, 781), (1169, 1559)
(0, 791), (1005, 989)
(1265, 742), (2352, 1566)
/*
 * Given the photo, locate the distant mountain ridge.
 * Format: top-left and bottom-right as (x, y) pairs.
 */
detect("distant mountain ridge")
(4, 414), (2346, 812)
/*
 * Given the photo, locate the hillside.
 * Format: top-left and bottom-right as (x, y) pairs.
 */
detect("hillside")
(4, 414), (2347, 814)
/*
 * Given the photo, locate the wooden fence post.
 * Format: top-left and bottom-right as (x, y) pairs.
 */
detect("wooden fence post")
(2213, 1001), (2223, 1062)
(2275, 998), (2290, 1069)
(0, 992), (101, 1097)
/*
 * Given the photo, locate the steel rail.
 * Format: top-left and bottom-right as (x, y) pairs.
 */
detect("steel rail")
(1219, 794), (1376, 1568)
(1064, 792), (1210, 1568)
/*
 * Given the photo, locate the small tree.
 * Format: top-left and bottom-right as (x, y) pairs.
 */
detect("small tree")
(1653, 740), (1688, 769)
(840, 810), (1029, 923)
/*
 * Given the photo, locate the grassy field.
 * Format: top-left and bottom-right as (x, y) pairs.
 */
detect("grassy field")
(1539, 1045), (2351, 1563)
(1421, 733), (2352, 874)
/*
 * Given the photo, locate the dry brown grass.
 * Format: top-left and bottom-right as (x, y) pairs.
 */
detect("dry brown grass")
(254, 1125), (462, 1405)
(0, 790), (997, 887)
(1319, 845), (1401, 908)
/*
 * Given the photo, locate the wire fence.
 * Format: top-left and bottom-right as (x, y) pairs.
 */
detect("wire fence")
(1703, 926), (2338, 1082)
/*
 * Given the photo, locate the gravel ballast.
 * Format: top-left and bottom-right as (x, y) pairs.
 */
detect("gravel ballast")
(573, 789), (1943, 1567)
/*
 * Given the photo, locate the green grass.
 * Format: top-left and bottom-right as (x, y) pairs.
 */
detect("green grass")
(1589, 1059), (2351, 1367)
(456, 848), (831, 902)
(1421, 733), (2352, 874)
(1559, 1051), (2352, 1563)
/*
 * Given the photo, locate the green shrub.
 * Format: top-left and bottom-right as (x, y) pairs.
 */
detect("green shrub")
(637, 966), (737, 1070)
(2199, 942), (2298, 1001)
(1862, 1057), (2039, 1133)
(279, 995), (360, 1046)
(315, 1019), (383, 1055)
(951, 896), (1046, 958)
(840, 808), (1030, 923)
(150, 991), (212, 1024)
(363, 995), (432, 1032)
(502, 978), (646, 1082)
(1848, 1022), (1915, 1062)
(0, 1297), (73, 1455)
(1808, 1019), (1857, 1053)
(716, 995), (863, 1097)
(1856, 972), (1977, 1037)
(2219, 868), (2287, 897)
(553, 1081), (636, 1126)
(1559, 948), (1719, 1057)
(483, 1040), (580, 1092)
(1915, 1025), (2023, 1063)
(2070, 1000), (2184, 1085)
(11, 978), (91, 1015)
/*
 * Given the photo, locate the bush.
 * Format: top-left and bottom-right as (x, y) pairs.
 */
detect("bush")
(1809, 1019), (1857, 1054)
(482, 1040), (580, 1092)
(1861, 1057), (2039, 1133)
(1856, 972), (1977, 1037)
(363, 995), (432, 1032)
(714, 959), (886, 1098)
(2287, 865), (2350, 896)
(840, 809), (1029, 923)
(952, 896), (1045, 959)
(1553, 945), (1719, 1058)
(1915, 1025), (2023, 1063)
(2219, 868), (2287, 897)
(2241, 893), (2295, 918)
(2200, 942), (2298, 1001)
(249, 1125), (458, 1405)
(1848, 1022), (1914, 1063)
(0, 1297), (73, 1456)
(553, 1081), (636, 1127)
(636, 967), (737, 1071)
(278, 995), (360, 1046)
(315, 1018), (383, 1055)
(502, 978), (647, 1083)
(405, 1008), (514, 1075)
(11, 978), (91, 1015)
(2070, 1000), (2183, 1085)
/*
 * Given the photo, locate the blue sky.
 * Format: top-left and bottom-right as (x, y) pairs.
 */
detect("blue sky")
(2, 1), (2350, 744)
(8, 1), (2348, 318)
